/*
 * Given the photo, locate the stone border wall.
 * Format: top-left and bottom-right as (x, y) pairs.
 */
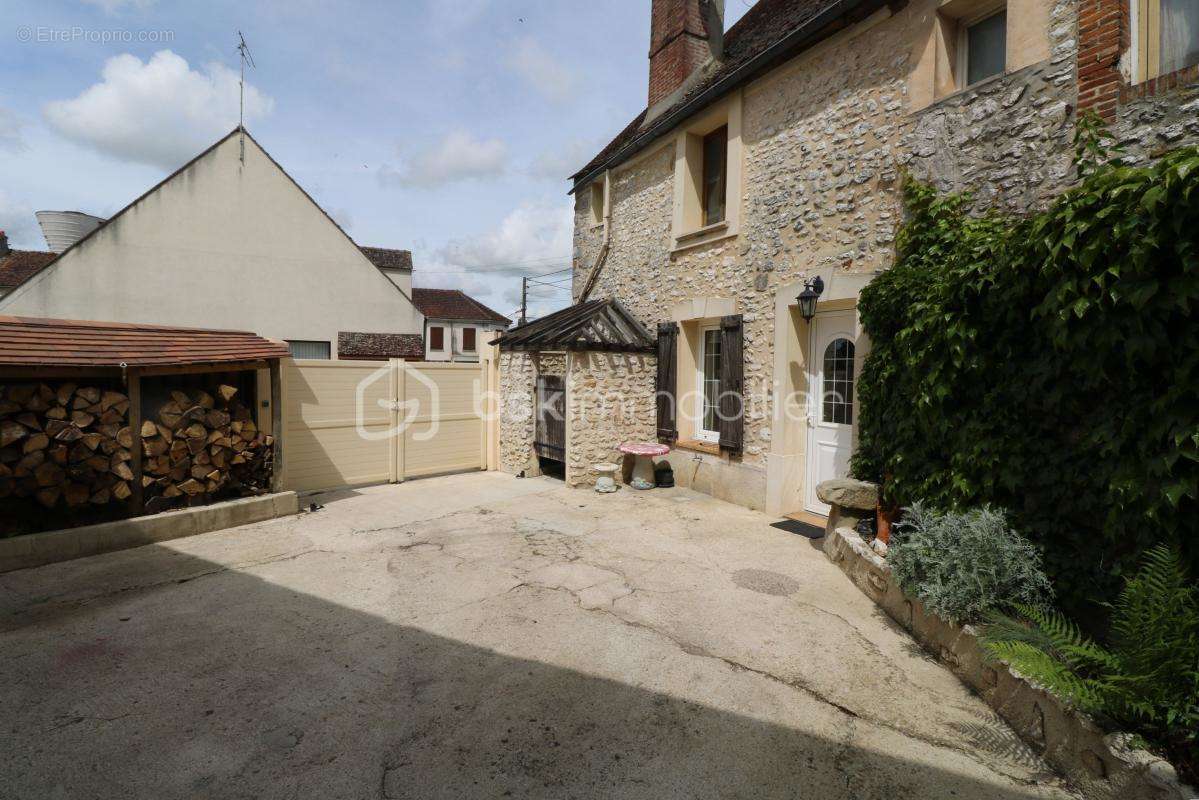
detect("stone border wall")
(823, 521), (1195, 800)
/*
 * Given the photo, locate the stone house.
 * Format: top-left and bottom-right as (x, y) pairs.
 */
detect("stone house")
(411, 288), (511, 363)
(497, 0), (1198, 517)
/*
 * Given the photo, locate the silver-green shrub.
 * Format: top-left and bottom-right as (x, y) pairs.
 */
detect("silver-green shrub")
(889, 502), (1052, 624)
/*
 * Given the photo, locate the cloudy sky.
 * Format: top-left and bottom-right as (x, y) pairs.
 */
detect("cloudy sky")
(0, 0), (750, 320)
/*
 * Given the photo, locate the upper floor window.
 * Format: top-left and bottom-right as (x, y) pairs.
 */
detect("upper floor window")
(429, 326), (445, 351)
(461, 327), (477, 352)
(590, 179), (606, 227)
(1136, 0), (1199, 79)
(702, 126), (728, 226)
(964, 9), (1007, 85)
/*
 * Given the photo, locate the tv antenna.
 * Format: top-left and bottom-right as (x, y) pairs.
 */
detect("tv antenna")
(237, 31), (256, 163)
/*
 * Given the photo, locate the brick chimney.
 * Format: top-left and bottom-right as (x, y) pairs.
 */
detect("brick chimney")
(647, 0), (724, 113)
(0, 230), (8, 258)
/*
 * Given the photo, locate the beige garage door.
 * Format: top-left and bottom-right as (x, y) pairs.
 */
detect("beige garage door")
(282, 358), (486, 492)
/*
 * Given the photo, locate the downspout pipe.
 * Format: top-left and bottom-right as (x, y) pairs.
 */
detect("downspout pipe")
(578, 170), (612, 304)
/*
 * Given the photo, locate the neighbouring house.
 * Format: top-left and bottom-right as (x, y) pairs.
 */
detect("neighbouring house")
(0, 127), (425, 362)
(496, 0), (1198, 517)
(411, 288), (510, 363)
(0, 232), (55, 301)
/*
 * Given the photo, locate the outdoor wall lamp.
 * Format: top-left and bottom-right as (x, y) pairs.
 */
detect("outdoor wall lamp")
(797, 276), (824, 323)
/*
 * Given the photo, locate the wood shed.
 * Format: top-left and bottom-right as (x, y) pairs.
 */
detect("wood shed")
(0, 316), (289, 535)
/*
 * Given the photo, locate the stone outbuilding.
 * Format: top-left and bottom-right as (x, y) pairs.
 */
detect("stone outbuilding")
(493, 299), (662, 488)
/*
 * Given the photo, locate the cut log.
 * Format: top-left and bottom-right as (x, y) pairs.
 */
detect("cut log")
(116, 427), (133, 448)
(163, 484), (183, 499)
(178, 478), (205, 496)
(169, 439), (189, 462)
(72, 395), (92, 410)
(45, 406), (68, 421)
(1, 420), (28, 448)
(183, 422), (207, 440)
(143, 438), (169, 458)
(156, 423), (174, 443)
(22, 433), (50, 454)
(159, 401), (183, 430)
(217, 384), (238, 403)
(44, 419), (69, 438)
(64, 483), (91, 507)
(90, 487), (111, 505)
(112, 481), (132, 501)
(34, 461), (65, 488)
(111, 458), (134, 481)
(196, 391), (214, 410)
(56, 383), (77, 406)
(99, 408), (124, 426)
(100, 390), (127, 412)
(77, 387), (101, 405)
(204, 410), (230, 429)
(140, 420), (159, 438)
(187, 437), (206, 456)
(170, 390), (191, 406)
(35, 486), (61, 509)
(48, 445), (69, 465)
(71, 411), (96, 429)
(81, 432), (104, 451)
(54, 425), (83, 443)
(86, 455), (111, 472)
(16, 412), (42, 431)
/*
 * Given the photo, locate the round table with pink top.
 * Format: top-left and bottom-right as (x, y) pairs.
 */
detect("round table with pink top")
(619, 441), (670, 490)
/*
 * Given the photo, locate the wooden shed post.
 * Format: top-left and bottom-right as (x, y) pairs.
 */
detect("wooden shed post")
(127, 367), (145, 516)
(270, 358), (284, 493)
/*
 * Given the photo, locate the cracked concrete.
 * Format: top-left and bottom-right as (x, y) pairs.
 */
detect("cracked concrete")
(0, 472), (1080, 798)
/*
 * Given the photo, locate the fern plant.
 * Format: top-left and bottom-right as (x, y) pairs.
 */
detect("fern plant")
(981, 546), (1199, 780)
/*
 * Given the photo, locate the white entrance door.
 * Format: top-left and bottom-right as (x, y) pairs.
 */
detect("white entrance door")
(804, 310), (857, 516)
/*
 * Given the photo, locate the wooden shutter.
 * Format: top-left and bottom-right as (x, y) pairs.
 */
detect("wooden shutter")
(656, 322), (678, 443)
(718, 314), (744, 454)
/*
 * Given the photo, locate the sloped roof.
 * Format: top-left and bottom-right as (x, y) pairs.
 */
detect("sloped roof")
(0, 316), (289, 368)
(493, 299), (655, 353)
(412, 288), (510, 325)
(0, 251), (57, 289)
(359, 247), (413, 271)
(571, 0), (883, 190)
(337, 331), (425, 360)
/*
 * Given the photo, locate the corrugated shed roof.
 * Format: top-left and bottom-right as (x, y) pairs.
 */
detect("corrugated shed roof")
(0, 250), (57, 289)
(412, 288), (511, 325)
(493, 299), (654, 353)
(337, 331), (425, 360)
(359, 247), (413, 271)
(0, 316), (289, 368)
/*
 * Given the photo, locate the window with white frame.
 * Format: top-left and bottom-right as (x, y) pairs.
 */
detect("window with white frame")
(1136, 0), (1199, 80)
(961, 8), (1007, 87)
(698, 326), (723, 442)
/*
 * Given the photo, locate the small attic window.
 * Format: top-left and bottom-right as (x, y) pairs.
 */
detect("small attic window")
(590, 179), (606, 226)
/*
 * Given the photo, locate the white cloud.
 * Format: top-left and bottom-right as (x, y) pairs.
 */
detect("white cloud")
(377, 130), (507, 189)
(43, 50), (274, 171)
(528, 137), (603, 182)
(82, 0), (156, 12)
(507, 37), (577, 105)
(0, 190), (41, 250)
(0, 108), (25, 153)
(435, 199), (572, 274)
(414, 199), (575, 320)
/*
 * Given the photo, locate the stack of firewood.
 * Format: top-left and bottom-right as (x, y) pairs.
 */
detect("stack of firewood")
(0, 383), (134, 508)
(0, 382), (274, 515)
(140, 385), (274, 513)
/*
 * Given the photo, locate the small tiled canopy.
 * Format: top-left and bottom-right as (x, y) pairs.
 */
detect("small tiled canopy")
(0, 316), (289, 369)
(491, 299), (654, 353)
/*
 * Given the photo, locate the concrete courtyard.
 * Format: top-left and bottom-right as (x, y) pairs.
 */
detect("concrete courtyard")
(0, 472), (1081, 799)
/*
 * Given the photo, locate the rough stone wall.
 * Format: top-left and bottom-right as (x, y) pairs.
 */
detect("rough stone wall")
(906, 0), (1079, 212)
(565, 352), (657, 488)
(499, 352), (568, 474)
(498, 352), (536, 475)
(1110, 82), (1199, 164)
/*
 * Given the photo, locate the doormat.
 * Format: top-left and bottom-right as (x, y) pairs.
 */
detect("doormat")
(770, 519), (824, 539)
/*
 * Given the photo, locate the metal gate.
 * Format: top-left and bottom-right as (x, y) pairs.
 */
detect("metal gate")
(534, 375), (565, 462)
(281, 358), (487, 492)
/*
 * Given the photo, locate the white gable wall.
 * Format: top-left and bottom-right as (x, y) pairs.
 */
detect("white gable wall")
(0, 131), (422, 358)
